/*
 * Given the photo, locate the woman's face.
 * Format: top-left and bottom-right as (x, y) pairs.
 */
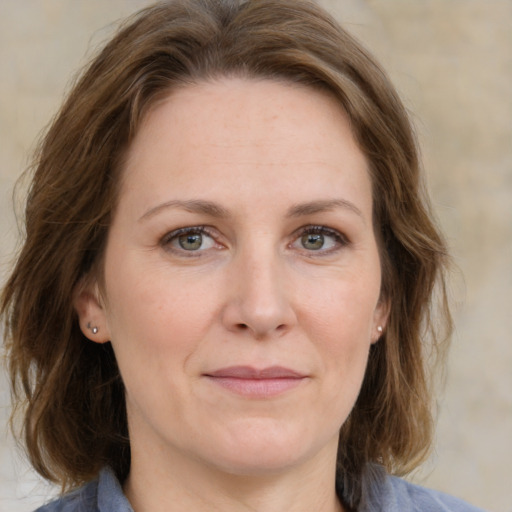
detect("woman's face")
(77, 78), (387, 477)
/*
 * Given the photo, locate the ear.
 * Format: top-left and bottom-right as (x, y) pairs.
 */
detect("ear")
(73, 278), (111, 343)
(371, 297), (390, 344)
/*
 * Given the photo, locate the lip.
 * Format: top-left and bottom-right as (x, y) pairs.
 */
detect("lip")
(204, 366), (308, 398)
(206, 365), (305, 379)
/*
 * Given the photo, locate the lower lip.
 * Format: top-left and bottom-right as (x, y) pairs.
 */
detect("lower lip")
(205, 376), (305, 398)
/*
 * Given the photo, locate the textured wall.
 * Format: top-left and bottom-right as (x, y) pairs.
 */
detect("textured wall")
(1, 1), (510, 511)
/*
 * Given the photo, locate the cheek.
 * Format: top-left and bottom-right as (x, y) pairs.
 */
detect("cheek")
(103, 270), (218, 415)
(104, 262), (221, 364)
(298, 276), (378, 373)
(302, 274), (379, 332)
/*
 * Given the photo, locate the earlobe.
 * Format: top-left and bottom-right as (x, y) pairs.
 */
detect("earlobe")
(372, 298), (390, 344)
(73, 280), (111, 343)
(371, 325), (385, 345)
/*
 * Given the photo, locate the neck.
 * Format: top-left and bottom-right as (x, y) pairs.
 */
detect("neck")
(124, 442), (345, 512)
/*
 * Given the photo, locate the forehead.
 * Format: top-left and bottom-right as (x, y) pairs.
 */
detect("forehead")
(128, 77), (359, 153)
(119, 77), (372, 218)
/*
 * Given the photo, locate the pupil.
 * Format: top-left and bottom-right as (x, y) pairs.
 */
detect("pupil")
(179, 233), (202, 250)
(302, 233), (324, 250)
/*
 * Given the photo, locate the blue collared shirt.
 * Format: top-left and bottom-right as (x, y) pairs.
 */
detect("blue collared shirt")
(35, 466), (486, 512)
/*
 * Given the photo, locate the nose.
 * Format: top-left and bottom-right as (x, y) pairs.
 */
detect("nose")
(221, 248), (297, 339)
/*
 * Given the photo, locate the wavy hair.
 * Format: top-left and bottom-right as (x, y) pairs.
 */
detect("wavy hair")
(1, 0), (451, 506)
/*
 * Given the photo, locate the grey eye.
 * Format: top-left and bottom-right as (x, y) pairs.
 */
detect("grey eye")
(163, 227), (217, 254)
(301, 233), (325, 250)
(178, 233), (204, 250)
(292, 226), (346, 253)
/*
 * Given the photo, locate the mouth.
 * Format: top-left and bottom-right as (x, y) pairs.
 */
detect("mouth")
(203, 366), (308, 398)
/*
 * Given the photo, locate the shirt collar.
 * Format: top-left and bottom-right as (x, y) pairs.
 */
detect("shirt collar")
(97, 467), (134, 512)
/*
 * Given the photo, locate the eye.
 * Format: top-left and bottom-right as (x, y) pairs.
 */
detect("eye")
(291, 226), (347, 253)
(161, 226), (217, 253)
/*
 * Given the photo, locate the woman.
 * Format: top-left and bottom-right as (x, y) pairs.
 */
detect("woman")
(1, 1), (484, 511)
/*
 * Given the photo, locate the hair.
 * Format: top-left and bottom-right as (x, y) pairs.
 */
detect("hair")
(1, 0), (452, 507)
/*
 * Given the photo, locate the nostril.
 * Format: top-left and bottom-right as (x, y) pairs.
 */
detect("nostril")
(236, 323), (249, 330)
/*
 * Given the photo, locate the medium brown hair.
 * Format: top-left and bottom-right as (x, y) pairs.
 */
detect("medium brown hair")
(2, 0), (451, 505)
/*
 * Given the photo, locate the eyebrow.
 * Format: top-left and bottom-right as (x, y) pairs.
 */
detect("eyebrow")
(138, 199), (231, 222)
(286, 199), (364, 222)
(138, 198), (364, 223)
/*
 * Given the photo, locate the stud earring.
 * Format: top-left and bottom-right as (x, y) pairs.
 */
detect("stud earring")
(377, 326), (383, 334)
(87, 322), (99, 335)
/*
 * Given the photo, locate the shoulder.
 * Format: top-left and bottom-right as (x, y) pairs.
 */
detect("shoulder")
(385, 476), (488, 512)
(34, 479), (99, 512)
(354, 464), (487, 512)
(33, 468), (133, 512)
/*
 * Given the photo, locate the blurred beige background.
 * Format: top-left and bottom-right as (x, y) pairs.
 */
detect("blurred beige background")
(1, 1), (510, 511)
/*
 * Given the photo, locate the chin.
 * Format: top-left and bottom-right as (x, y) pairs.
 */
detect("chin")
(214, 450), (309, 477)
(200, 419), (336, 476)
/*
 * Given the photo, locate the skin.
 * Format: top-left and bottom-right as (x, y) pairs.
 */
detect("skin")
(75, 78), (388, 512)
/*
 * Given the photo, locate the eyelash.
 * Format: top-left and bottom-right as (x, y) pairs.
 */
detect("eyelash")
(160, 226), (217, 255)
(159, 224), (349, 256)
(292, 225), (349, 254)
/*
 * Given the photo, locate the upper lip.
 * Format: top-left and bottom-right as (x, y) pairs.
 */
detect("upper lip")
(205, 366), (305, 379)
